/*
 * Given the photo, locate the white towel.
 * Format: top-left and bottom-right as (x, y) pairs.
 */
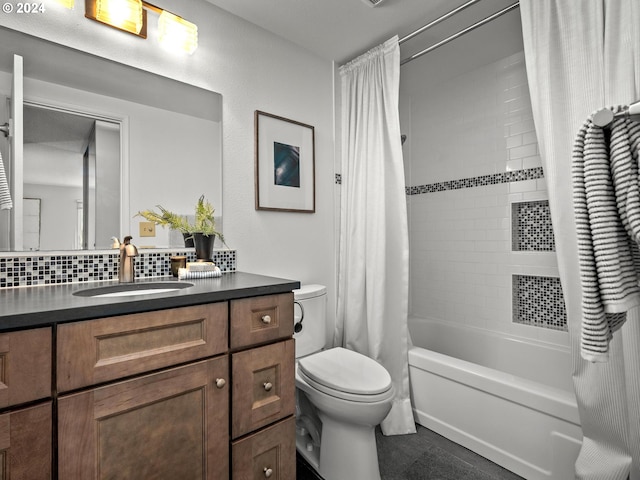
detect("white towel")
(186, 261), (217, 272)
(0, 152), (12, 210)
(572, 106), (640, 362)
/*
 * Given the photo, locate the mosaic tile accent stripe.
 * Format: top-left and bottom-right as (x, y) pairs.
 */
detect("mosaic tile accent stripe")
(0, 250), (236, 288)
(406, 167), (544, 195)
(512, 200), (555, 252)
(512, 274), (567, 331)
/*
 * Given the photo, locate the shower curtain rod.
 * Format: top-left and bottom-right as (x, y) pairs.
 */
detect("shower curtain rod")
(399, 1), (520, 66)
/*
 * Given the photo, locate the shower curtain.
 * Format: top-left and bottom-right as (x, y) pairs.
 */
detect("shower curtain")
(336, 35), (416, 435)
(520, 1), (640, 478)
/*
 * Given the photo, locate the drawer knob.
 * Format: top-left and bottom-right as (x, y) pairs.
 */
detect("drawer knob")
(261, 315), (272, 324)
(263, 382), (273, 392)
(263, 467), (273, 478)
(215, 378), (226, 389)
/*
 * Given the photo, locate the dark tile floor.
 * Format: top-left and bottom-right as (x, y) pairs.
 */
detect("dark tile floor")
(296, 424), (524, 480)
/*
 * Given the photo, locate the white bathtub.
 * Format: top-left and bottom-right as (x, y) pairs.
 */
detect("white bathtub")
(408, 317), (582, 480)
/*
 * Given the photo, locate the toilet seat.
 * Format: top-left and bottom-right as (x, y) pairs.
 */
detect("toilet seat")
(297, 347), (393, 403)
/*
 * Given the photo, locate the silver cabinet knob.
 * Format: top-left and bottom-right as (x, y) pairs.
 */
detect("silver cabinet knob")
(263, 467), (273, 478)
(215, 378), (226, 389)
(261, 315), (272, 324)
(263, 382), (273, 392)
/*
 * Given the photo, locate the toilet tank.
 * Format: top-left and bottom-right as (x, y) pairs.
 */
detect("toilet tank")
(293, 284), (327, 358)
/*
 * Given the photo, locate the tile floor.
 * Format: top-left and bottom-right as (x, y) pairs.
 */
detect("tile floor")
(296, 424), (524, 480)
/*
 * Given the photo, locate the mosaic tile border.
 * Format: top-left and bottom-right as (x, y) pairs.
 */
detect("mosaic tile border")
(512, 274), (567, 331)
(512, 200), (555, 252)
(406, 167), (544, 195)
(0, 249), (236, 288)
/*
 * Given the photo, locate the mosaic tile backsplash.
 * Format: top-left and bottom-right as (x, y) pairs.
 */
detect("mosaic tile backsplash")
(512, 275), (567, 331)
(512, 200), (555, 252)
(0, 249), (236, 288)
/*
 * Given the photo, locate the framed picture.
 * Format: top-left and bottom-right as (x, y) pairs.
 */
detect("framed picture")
(255, 110), (315, 213)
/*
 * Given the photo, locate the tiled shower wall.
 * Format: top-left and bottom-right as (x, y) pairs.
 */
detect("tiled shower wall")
(403, 51), (567, 346)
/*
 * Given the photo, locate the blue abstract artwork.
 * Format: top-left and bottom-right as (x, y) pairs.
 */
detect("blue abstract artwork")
(273, 142), (300, 188)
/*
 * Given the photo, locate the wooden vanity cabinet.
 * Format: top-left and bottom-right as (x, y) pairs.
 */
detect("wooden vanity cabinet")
(232, 416), (296, 480)
(230, 295), (296, 479)
(54, 291), (296, 480)
(58, 357), (229, 480)
(0, 402), (52, 480)
(231, 339), (295, 438)
(0, 328), (51, 408)
(0, 328), (52, 480)
(57, 303), (228, 392)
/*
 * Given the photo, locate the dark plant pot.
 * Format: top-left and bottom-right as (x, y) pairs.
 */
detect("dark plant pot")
(183, 233), (195, 248)
(193, 232), (214, 261)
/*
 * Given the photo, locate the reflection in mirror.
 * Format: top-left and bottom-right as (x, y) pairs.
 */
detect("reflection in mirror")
(23, 104), (121, 250)
(0, 26), (223, 253)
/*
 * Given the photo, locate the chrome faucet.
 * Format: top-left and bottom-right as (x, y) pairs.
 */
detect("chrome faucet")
(118, 236), (139, 283)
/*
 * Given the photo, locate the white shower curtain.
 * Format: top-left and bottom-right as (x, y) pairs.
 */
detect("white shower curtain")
(336, 35), (416, 436)
(521, 1), (640, 478)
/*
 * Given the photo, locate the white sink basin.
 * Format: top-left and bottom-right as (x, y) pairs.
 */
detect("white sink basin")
(73, 282), (194, 298)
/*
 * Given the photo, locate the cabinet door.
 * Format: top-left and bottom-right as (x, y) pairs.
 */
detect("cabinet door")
(0, 328), (51, 408)
(232, 417), (295, 480)
(232, 339), (295, 438)
(57, 302), (228, 392)
(58, 357), (229, 480)
(230, 293), (294, 349)
(0, 402), (52, 480)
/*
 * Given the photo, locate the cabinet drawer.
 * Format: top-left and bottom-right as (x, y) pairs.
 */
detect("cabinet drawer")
(232, 339), (295, 438)
(230, 293), (294, 349)
(0, 402), (52, 480)
(57, 302), (228, 392)
(0, 328), (51, 408)
(58, 357), (229, 480)
(232, 416), (295, 480)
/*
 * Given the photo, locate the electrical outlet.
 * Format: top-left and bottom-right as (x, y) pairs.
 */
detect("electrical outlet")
(139, 222), (156, 237)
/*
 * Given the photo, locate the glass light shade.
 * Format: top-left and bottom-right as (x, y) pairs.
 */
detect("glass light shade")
(158, 11), (198, 54)
(95, 0), (143, 35)
(57, 0), (74, 8)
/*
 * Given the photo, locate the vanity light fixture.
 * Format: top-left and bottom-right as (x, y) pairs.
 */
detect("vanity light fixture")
(85, 0), (197, 53)
(157, 10), (198, 54)
(57, 0), (75, 8)
(86, 0), (146, 37)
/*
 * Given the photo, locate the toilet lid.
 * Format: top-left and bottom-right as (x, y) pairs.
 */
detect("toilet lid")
(298, 347), (392, 395)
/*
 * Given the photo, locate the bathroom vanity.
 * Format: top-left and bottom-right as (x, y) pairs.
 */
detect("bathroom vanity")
(0, 272), (299, 480)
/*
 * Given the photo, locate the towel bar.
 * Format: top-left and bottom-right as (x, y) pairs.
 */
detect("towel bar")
(593, 101), (640, 127)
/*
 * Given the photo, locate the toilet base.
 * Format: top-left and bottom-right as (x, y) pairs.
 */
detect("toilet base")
(317, 412), (382, 480)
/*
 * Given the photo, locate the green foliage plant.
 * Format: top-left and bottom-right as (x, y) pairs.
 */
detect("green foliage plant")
(136, 195), (226, 244)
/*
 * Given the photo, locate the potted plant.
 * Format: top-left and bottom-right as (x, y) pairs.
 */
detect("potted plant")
(136, 195), (225, 258)
(190, 195), (225, 260)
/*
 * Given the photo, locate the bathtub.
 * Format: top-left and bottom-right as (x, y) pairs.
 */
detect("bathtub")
(408, 317), (582, 480)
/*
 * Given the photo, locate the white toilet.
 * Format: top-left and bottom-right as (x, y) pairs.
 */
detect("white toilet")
(293, 284), (394, 480)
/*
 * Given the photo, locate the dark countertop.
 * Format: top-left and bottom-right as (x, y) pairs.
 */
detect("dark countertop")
(0, 272), (300, 332)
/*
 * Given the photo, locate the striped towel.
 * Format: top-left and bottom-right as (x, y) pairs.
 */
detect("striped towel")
(0, 152), (12, 210)
(178, 266), (221, 280)
(573, 105), (640, 362)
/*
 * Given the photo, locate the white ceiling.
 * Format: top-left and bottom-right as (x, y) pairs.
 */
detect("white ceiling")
(203, 0), (520, 64)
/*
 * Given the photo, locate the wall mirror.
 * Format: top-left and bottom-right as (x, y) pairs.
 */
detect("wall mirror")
(0, 26), (222, 252)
